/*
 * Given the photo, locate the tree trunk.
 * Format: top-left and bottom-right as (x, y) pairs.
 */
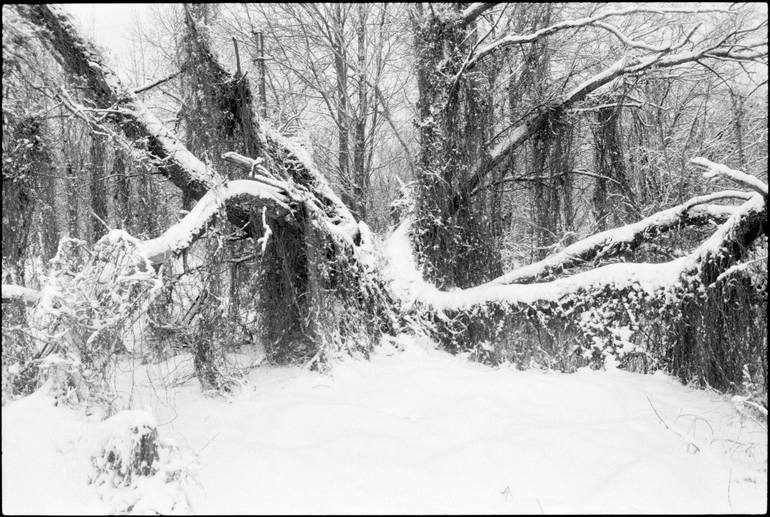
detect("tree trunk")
(332, 4), (351, 215)
(412, 4), (500, 288)
(89, 134), (108, 241)
(352, 4), (368, 221)
(593, 103), (635, 230)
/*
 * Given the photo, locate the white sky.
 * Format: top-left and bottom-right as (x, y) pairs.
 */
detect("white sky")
(61, 3), (154, 71)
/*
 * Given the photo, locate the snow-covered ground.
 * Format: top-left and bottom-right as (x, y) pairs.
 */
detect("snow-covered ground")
(2, 335), (767, 514)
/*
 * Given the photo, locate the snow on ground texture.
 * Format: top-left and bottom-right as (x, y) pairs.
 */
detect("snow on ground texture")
(2, 336), (766, 514)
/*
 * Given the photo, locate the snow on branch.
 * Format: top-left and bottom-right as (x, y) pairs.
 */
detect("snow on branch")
(469, 6), (735, 67)
(424, 194), (766, 311)
(1, 285), (41, 305)
(691, 158), (768, 198)
(458, 3), (497, 26)
(485, 190), (752, 286)
(140, 180), (292, 263)
(223, 149), (361, 244)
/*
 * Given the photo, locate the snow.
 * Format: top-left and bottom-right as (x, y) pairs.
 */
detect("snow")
(3, 336), (766, 514)
(2, 386), (111, 514)
(382, 217), (681, 310)
(88, 409), (157, 462)
(0, 284), (40, 304)
(487, 190), (750, 286)
(261, 123), (361, 243)
(381, 218), (436, 305)
(381, 194), (765, 312)
(692, 157), (769, 197)
(140, 180), (288, 263)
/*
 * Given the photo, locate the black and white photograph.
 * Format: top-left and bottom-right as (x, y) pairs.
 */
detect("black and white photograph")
(1, 2), (768, 514)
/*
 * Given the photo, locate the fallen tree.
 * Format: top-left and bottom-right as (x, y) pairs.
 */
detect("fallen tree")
(410, 3), (767, 288)
(2, 157), (766, 394)
(10, 4), (395, 372)
(409, 168), (767, 388)
(2, 5), (767, 400)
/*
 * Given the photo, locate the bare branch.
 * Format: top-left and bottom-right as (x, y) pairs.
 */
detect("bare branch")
(469, 6), (735, 67)
(456, 38), (769, 207)
(134, 69), (183, 95)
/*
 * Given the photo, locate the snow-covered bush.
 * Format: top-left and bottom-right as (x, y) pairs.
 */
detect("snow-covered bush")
(89, 410), (198, 513)
(8, 232), (164, 404)
(90, 410), (160, 486)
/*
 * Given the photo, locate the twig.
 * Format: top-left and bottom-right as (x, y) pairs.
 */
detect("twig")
(133, 69), (183, 95)
(646, 395), (700, 453)
(91, 209), (112, 234)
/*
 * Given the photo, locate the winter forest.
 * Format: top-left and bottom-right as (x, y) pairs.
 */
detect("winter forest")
(1, 2), (768, 514)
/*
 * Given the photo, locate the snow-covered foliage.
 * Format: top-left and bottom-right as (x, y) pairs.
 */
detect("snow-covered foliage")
(16, 231), (163, 403)
(88, 409), (196, 513)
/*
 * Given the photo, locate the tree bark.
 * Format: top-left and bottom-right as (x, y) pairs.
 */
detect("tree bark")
(89, 134), (108, 241)
(593, 103), (636, 230)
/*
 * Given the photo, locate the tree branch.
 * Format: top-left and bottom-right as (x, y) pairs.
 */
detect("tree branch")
(469, 6), (735, 68)
(140, 180), (292, 263)
(458, 3), (497, 26)
(484, 190), (753, 286)
(134, 69), (183, 95)
(455, 38), (769, 208)
(426, 193), (766, 310)
(691, 157), (768, 197)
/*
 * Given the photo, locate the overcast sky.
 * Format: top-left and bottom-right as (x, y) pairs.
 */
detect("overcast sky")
(62, 3), (152, 71)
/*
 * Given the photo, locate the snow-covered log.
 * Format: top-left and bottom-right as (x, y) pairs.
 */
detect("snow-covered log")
(404, 195), (767, 379)
(423, 193), (765, 310)
(382, 155), (766, 375)
(486, 190), (751, 286)
(1, 285), (41, 305)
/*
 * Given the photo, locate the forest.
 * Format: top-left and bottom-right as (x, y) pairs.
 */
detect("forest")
(1, 3), (768, 514)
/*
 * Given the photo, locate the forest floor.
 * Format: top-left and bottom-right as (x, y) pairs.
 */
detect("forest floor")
(2, 334), (767, 514)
